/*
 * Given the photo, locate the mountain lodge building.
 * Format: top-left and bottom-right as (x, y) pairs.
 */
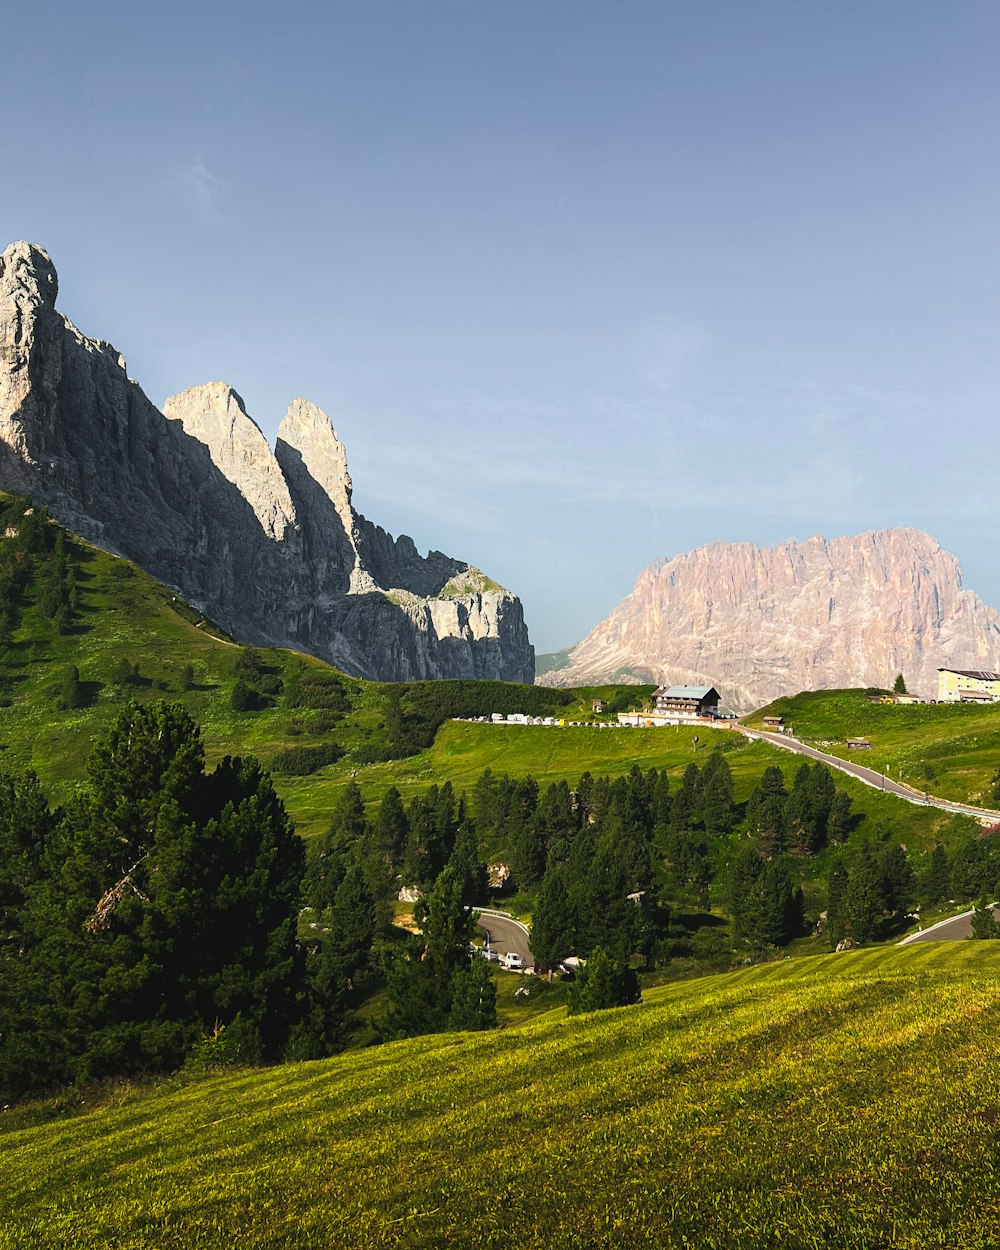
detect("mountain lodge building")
(652, 685), (721, 718)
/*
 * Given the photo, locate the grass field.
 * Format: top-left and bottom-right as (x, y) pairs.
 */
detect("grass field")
(3, 942), (999, 1249)
(746, 689), (1000, 808)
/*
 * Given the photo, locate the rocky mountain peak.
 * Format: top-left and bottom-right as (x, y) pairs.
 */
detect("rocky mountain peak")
(540, 529), (1000, 710)
(276, 398), (353, 521)
(0, 241), (58, 308)
(162, 383), (297, 542)
(0, 241), (534, 683)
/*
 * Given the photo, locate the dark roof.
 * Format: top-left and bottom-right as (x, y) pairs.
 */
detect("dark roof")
(657, 685), (718, 700)
(938, 668), (1000, 681)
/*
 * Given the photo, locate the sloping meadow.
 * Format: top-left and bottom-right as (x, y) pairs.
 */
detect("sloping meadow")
(3, 943), (999, 1249)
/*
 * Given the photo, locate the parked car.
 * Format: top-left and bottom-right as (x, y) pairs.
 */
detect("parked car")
(501, 951), (524, 970)
(480, 946), (500, 963)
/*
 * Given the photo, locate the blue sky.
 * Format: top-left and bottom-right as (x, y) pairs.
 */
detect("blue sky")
(4, 1), (1000, 651)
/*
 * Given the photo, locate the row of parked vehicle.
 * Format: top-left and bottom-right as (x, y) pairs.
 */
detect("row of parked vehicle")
(472, 943), (525, 971)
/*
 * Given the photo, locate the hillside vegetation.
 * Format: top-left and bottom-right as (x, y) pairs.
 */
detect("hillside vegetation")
(3, 943), (999, 1250)
(0, 497), (630, 836)
(0, 496), (971, 861)
(747, 689), (1000, 807)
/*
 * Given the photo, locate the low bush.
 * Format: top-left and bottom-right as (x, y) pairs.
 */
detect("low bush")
(269, 743), (345, 776)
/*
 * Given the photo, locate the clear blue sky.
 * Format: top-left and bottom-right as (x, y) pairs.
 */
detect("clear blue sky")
(4, 1), (1000, 651)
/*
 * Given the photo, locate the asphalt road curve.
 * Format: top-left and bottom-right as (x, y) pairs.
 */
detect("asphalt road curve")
(476, 910), (533, 963)
(899, 905), (1000, 943)
(743, 729), (1000, 823)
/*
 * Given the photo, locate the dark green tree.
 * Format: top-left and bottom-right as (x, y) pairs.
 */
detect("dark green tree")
(448, 819), (488, 908)
(701, 751), (736, 836)
(669, 763), (702, 831)
(969, 898), (1000, 940)
(566, 946), (641, 1015)
(0, 703), (305, 1097)
(826, 857), (849, 946)
(531, 866), (576, 978)
(328, 781), (368, 846)
(728, 847), (801, 948)
(328, 865), (377, 978)
(58, 664), (85, 710)
(576, 846), (643, 961)
(921, 844), (951, 906)
(373, 785), (408, 864)
(230, 679), (257, 712)
(447, 957), (497, 1030)
(746, 766), (787, 855)
(827, 790), (853, 844)
(893, 673), (907, 694)
(878, 843), (916, 917)
(384, 866), (474, 1037)
(843, 843), (885, 942)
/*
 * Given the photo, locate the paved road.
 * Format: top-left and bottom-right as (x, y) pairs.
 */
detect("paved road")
(475, 910), (533, 963)
(899, 905), (1000, 943)
(742, 728), (1000, 824)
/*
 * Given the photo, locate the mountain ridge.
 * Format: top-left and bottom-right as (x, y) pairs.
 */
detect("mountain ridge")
(0, 241), (533, 682)
(538, 526), (1000, 709)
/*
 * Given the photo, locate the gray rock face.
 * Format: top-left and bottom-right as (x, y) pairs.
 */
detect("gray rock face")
(538, 530), (1000, 710)
(0, 241), (534, 682)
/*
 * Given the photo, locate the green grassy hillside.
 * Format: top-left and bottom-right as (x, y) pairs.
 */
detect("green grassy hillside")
(0, 504), (980, 876)
(3, 942), (999, 1249)
(746, 689), (1000, 808)
(0, 504), (635, 837)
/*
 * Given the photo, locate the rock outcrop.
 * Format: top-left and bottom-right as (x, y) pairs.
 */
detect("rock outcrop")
(539, 530), (1000, 710)
(0, 241), (533, 682)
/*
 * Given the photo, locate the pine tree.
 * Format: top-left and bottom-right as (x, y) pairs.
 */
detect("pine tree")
(728, 847), (801, 948)
(374, 785), (408, 864)
(58, 664), (85, 710)
(669, 763), (701, 831)
(385, 866), (475, 1037)
(448, 819), (488, 908)
(826, 857), (849, 945)
(577, 846), (642, 961)
(447, 958), (497, 1030)
(328, 781), (368, 846)
(969, 898), (1000, 940)
(566, 946), (641, 1015)
(893, 673), (907, 694)
(921, 844), (950, 906)
(878, 843), (916, 916)
(531, 866), (576, 978)
(0, 703), (306, 1097)
(826, 790), (853, 844)
(746, 766), (787, 855)
(701, 750), (735, 836)
(843, 843), (885, 942)
(328, 865), (377, 978)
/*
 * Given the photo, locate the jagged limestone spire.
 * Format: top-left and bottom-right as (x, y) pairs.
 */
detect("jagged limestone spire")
(162, 383), (297, 541)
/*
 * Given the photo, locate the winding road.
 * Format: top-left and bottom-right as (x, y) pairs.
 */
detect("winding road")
(741, 728), (1000, 824)
(475, 909), (533, 963)
(898, 905), (1000, 943)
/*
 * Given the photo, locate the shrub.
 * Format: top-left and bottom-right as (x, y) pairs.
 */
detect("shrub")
(231, 680), (259, 712)
(285, 670), (351, 711)
(269, 743), (345, 776)
(352, 743), (408, 765)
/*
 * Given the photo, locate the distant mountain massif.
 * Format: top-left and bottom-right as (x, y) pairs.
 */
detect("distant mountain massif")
(0, 242), (533, 682)
(538, 529), (1000, 710)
